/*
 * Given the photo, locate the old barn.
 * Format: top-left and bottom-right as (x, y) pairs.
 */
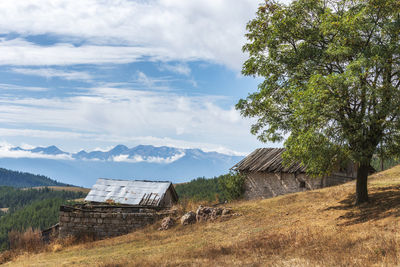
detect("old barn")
(59, 179), (178, 239)
(84, 178), (178, 207)
(232, 148), (361, 200)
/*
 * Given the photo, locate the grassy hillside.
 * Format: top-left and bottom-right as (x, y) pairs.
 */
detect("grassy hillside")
(6, 166), (400, 266)
(0, 168), (68, 188)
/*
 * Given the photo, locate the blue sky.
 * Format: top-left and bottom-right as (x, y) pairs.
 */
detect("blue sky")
(0, 0), (289, 156)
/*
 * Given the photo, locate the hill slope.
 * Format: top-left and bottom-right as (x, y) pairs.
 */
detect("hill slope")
(0, 168), (68, 188)
(6, 166), (400, 266)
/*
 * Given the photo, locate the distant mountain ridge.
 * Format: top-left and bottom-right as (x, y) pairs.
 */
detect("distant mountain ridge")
(12, 145), (68, 155)
(0, 144), (244, 187)
(10, 144), (239, 163)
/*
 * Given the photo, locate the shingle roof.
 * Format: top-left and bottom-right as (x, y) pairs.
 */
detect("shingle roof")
(84, 178), (178, 206)
(231, 148), (306, 173)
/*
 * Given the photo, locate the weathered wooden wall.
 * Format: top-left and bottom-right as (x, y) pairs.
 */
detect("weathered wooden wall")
(59, 206), (171, 239)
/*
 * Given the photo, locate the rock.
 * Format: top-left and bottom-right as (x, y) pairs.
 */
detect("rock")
(222, 208), (231, 216)
(196, 206), (225, 222)
(196, 206), (212, 216)
(182, 206), (235, 224)
(196, 206), (214, 222)
(180, 211), (196, 225)
(158, 216), (174, 230)
(196, 205), (204, 215)
(212, 207), (223, 217)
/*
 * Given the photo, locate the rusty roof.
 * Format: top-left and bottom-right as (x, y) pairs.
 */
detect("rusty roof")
(231, 148), (307, 173)
(84, 178), (178, 206)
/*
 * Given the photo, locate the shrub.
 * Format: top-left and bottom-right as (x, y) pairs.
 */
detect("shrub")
(219, 172), (245, 201)
(8, 228), (43, 252)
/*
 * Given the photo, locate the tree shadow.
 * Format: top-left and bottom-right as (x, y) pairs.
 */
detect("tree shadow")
(324, 185), (400, 226)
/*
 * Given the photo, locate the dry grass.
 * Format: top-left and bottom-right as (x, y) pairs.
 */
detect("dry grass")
(6, 166), (400, 266)
(0, 228), (45, 265)
(8, 228), (44, 253)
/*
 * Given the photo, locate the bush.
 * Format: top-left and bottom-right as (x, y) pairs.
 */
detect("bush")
(8, 228), (43, 252)
(218, 172), (245, 201)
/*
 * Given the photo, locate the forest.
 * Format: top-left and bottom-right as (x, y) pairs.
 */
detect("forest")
(174, 172), (244, 202)
(0, 187), (85, 251)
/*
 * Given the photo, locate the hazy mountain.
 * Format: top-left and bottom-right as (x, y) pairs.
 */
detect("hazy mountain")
(12, 145), (68, 155)
(0, 145), (244, 187)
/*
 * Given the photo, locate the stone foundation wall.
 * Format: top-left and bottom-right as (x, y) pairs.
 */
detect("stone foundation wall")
(59, 205), (171, 239)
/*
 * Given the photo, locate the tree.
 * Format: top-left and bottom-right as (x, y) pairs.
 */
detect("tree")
(237, 0), (400, 204)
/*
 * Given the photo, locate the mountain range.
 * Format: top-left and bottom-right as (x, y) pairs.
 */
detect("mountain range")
(0, 145), (244, 187)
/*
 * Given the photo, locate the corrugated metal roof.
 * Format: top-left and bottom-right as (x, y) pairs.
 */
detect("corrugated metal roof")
(231, 148), (307, 173)
(84, 178), (175, 206)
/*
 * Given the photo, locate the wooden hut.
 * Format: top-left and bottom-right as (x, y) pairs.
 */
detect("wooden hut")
(232, 148), (359, 200)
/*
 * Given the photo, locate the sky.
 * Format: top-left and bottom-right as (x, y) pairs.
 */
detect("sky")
(0, 0), (291, 156)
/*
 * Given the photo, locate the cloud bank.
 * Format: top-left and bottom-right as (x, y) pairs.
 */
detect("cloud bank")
(0, 85), (253, 154)
(0, 0), (260, 70)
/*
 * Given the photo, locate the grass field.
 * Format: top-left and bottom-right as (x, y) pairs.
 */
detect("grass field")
(5, 166), (400, 266)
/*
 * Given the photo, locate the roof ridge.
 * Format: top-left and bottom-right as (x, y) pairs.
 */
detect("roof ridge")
(231, 147), (306, 173)
(97, 178), (172, 183)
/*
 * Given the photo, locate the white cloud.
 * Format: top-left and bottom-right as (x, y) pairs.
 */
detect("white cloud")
(135, 71), (171, 90)
(11, 68), (92, 81)
(159, 63), (191, 76)
(201, 147), (247, 157)
(0, 83), (48, 92)
(0, 0), (261, 69)
(112, 152), (185, 164)
(0, 38), (159, 66)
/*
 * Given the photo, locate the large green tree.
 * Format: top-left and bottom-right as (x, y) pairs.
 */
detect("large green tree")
(237, 0), (400, 204)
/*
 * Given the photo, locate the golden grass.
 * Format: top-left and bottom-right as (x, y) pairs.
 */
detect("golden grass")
(6, 166), (400, 266)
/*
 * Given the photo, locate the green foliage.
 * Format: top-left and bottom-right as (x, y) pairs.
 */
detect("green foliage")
(175, 173), (245, 202)
(370, 156), (400, 172)
(218, 173), (246, 201)
(0, 168), (69, 187)
(238, 0), (400, 203)
(175, 177), (226, 202)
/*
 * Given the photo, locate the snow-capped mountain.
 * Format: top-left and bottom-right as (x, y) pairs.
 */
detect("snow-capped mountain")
(0, 145), (244, 187)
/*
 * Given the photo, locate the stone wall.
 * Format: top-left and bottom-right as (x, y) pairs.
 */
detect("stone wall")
(243, 171), (354, 200)
(321, 175), (354, 187)
(59, 205), (172, 239)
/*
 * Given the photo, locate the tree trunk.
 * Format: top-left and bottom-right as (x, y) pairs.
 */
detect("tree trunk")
(355, 162), (370, 205)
